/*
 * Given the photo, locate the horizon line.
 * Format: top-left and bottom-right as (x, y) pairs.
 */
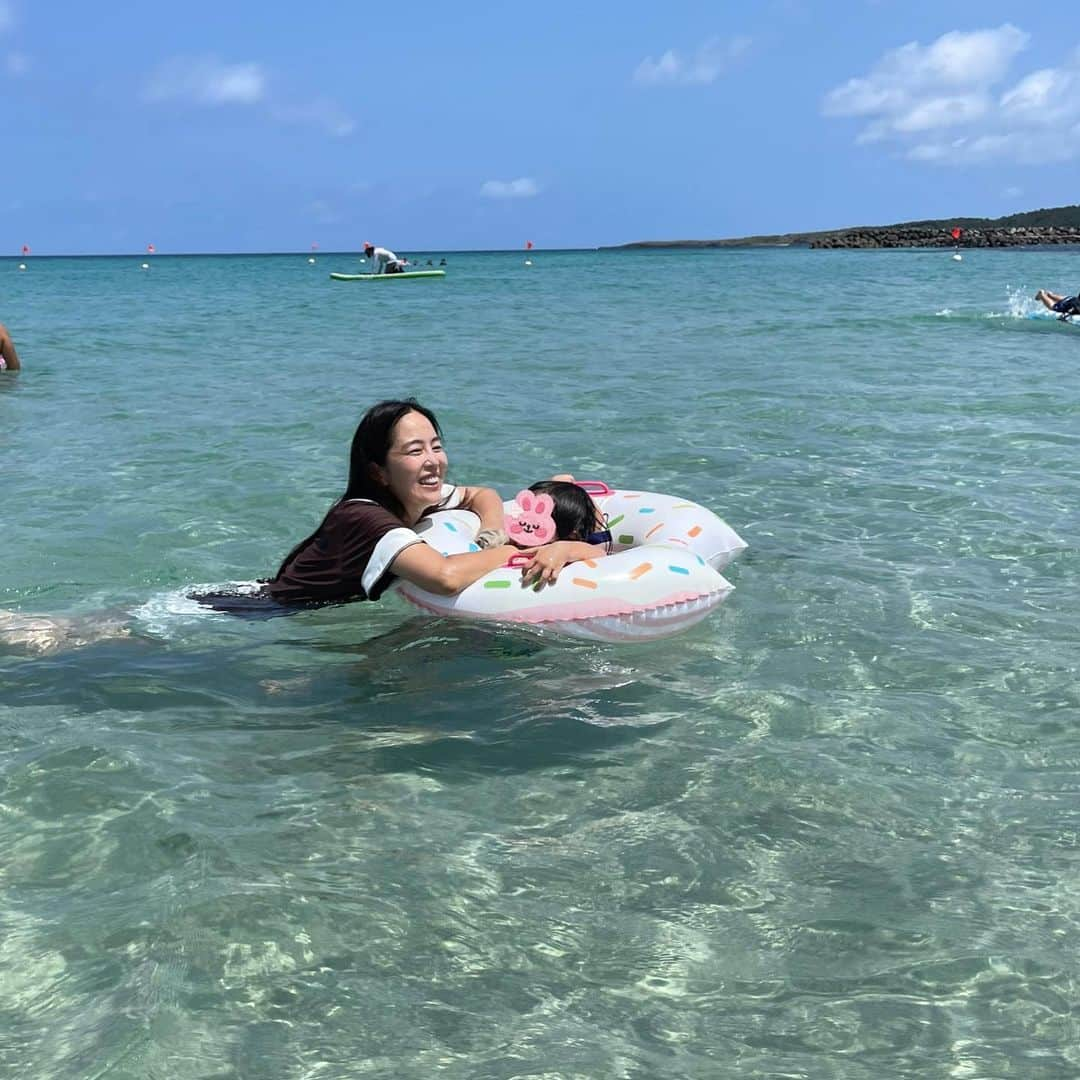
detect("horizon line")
(1, 247), (604, 259)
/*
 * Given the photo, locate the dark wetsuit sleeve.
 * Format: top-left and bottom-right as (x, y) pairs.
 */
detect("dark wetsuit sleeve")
(268, 502), (423, 604)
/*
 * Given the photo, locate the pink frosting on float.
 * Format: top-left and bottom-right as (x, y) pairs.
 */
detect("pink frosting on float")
(399, 587), (730, 625)
(546, 605), (716, 642)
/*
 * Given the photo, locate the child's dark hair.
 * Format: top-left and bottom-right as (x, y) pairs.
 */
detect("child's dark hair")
(528, 480), (603, 542)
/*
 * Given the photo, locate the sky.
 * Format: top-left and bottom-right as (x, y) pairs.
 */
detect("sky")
(3, 1), (1079, 253)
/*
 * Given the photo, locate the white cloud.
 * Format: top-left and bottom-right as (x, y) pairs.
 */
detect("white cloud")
(305, 200), (342, 225)
(142, 57), (356, 141)
(1, 7), (28, 78)
(912, 26), (1027, 85)
(274, 99), (354, 137)
(480, 177), (540, 199)
(823, 24), (1026, 125)
(823, 25), (1080, 164)
(1002, 185), (1024, 197)
(143, 56), (266, 106)
(911, 129), (1080, 165)
(634, 36), (751, 86)
(892, 93), (988, 132)
(1000, 65), (1079, 126)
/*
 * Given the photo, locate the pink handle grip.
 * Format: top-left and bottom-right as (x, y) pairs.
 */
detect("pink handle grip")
(504, 553), (532, 569)
(574, 480), (613, 496)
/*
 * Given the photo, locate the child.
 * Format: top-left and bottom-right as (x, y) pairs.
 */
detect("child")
(506, 478), (612, 587)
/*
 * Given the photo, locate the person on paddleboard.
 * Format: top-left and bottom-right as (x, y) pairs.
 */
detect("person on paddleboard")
(363, 242), (407, 275)
(1034, 287), (1080, 318)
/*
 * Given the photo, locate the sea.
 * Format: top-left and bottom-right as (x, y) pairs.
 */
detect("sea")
(2, 247), (1079, 1079)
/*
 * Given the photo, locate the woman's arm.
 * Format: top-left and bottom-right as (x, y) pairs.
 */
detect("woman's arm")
(518, 541), (607, 587)
(390, 542), (518, 596)
(456, 485), (506, 530)
(456, 485), (507, 547)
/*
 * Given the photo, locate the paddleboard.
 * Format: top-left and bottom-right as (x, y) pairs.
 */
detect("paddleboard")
(1024, 311), (1079, 326)
(329, 270), (446, 281)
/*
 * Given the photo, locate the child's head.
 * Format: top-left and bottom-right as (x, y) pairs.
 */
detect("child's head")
(527, 480), (605, 542)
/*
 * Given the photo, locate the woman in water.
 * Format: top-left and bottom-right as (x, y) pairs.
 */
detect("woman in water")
(199, 398), (519, 611)
(2, 400), (582, 649)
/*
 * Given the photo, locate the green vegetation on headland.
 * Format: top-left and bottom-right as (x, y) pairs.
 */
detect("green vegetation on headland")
(609, 205), (1080, 249)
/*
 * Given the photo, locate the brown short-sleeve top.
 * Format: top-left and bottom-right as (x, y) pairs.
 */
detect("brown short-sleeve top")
(267, 485), (462, 605)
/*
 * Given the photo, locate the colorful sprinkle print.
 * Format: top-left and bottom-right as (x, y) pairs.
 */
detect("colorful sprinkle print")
(398, 486), (746, 643)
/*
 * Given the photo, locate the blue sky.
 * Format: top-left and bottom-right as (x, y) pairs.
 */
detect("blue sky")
(3, 1), (1078, 253)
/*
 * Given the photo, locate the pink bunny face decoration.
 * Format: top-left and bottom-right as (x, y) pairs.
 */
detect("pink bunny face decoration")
(506, 490), (557, 547)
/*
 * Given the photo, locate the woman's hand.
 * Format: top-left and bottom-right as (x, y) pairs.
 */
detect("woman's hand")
(519, 539), (607, 587)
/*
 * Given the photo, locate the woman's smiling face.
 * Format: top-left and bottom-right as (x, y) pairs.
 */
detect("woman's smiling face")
(377, 410), (449, 522)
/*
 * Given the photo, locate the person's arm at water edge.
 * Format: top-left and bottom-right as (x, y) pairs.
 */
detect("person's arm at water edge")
(390, 541), (518, 595)
(457, 485), (508, 547)
(0, 323), (21, 371)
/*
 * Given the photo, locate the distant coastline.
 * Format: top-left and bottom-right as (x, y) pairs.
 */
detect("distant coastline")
(606, 204), (1080, 250)
(0, 248), (594, 259)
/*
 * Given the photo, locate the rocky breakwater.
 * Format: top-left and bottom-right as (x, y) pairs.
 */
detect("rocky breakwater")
(811, 225), (1080, 249)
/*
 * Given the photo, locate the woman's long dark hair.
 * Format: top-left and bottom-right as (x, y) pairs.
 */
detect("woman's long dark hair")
(273, 399), (441, 580)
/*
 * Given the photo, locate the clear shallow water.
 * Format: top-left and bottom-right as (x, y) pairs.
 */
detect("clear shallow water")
(2, 248), (1080, 1078)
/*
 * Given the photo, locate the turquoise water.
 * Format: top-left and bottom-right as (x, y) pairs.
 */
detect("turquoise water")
(3, 248), (1080, 1077)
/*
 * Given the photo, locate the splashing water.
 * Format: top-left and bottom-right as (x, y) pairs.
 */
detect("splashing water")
(130, 582), (266, 637)
(1001, 284), (1039, 319)
(935, 285), (1037, 320)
